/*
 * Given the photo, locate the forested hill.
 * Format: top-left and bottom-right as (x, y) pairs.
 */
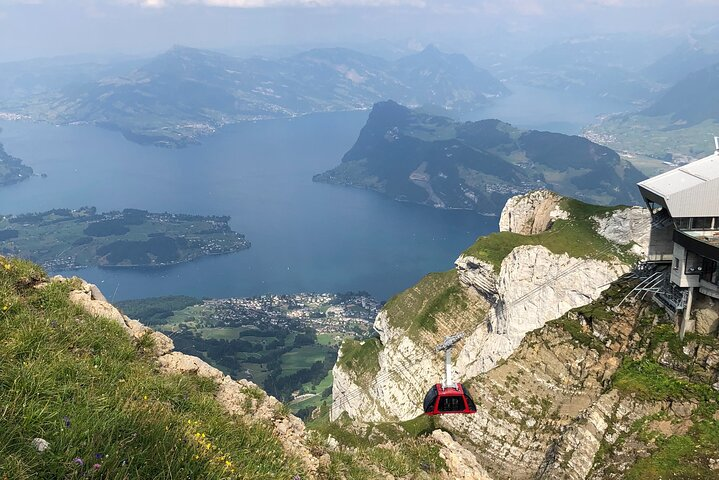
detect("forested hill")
(314, 101), (645, 214)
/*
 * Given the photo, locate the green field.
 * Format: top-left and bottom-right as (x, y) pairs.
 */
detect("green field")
(0, 208), (249, 270)
(281, 345), (332, 376)
(585, 115), (719, 173)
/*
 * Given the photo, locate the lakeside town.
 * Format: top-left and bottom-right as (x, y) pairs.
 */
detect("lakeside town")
(196, 292), (381, 338)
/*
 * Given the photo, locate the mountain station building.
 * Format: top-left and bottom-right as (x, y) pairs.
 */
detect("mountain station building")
(638, 140), (719, 337)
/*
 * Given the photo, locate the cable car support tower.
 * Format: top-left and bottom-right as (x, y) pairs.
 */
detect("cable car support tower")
(437, 333), (464, 388)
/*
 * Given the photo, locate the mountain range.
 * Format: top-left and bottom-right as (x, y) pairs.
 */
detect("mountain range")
(585, 59), (719, 164)
(23, 45), (507, 147)
(314, 101), (645, 214)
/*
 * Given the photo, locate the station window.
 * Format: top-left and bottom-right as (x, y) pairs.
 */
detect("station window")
(676, 218), (691, 230)
(691, 217), (713, 230)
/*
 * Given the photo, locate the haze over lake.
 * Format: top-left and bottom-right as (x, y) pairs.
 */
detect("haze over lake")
(0, 111), (495, 301)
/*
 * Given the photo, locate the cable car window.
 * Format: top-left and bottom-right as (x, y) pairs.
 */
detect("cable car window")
(438, 396), (464, 412)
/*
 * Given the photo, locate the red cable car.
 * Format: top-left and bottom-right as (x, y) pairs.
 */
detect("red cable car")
(423, 382), (477, 415)
(423, 333), (477, 416)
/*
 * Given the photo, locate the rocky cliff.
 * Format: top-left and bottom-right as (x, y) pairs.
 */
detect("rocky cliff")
(331, 190), (719, 479)
(332, 191), (649, 423)
(441, 283), (719, 479)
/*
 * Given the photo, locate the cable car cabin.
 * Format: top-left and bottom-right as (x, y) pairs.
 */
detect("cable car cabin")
(423, 383), (477, 415)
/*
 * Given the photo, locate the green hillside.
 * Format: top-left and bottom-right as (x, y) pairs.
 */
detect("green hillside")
(0, 208), (249, 270)
(314, 101), (645, 214)
(464, 198), (636, 273)
(585, 61), (719, 169)
(0, 255), (304, 479)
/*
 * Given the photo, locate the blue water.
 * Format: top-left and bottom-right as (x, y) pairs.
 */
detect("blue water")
(463, 83), (631, 135)
(0, 111), (496, 301)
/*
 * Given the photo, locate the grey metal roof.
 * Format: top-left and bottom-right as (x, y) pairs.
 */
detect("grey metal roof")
(638, 152), (719, 217)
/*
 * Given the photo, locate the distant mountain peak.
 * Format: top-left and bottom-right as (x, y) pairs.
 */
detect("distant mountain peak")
(420, 44), (441, 54)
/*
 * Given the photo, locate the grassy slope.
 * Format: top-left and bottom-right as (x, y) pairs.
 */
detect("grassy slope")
(308, 409), (445, 480)
(463, 198), (637, 273)
(0, 256), (304, 479)
(336, 337), (383, 383)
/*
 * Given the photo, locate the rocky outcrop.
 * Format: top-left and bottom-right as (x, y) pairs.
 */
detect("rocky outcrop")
(693, 294), (719, 336)
(63, 276), (319, 476)
(331, 289), (490, 422)
(328, 190), (719, 480)
(498, 190), (568, 235)
(432, 430), (493, 480)
(593, 206), (651, 255)
(332, 192), (649, 424)
(456, 246), (629, 380)
(332, 247), (629, 422)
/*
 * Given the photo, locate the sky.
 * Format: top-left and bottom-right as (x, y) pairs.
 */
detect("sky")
(0, 0), (718, 62)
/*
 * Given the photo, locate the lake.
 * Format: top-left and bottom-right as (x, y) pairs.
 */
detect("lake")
(0, 111), (495, 301)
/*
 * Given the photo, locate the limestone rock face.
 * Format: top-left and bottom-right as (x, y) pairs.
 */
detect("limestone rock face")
(68, 284), (127, 328)
(455, 255), (497, 296)
(693, 294), (719, 335)
(332, 193), (643, 424)
(332, 282), (492, 421)
(432, 430), (493, 480)
(456, 246), (629, 380)
(331, 310), (451, 422)
(594, 206), (651, 255)
(498, 190), (568, 235)
(157, 351), (225, 381)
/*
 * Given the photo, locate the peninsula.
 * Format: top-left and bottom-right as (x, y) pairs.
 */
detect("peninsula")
(0, 141), (33, 186)
(0, 207), (250, 270)
(314, 101), (646, 214)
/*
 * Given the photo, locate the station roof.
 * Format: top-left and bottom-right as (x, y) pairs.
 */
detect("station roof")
(638, 151), (719, 218)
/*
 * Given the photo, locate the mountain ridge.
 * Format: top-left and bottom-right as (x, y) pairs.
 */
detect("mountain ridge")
(22, 45), (508, 147)
(314, 101), (645, 214)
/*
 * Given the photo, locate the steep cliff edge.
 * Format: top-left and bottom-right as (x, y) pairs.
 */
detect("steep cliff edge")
(332, 190), (719, 479)
(0, 256), (467, 480)
(332, 191), (650, 424)
(442, 282), (719, 479)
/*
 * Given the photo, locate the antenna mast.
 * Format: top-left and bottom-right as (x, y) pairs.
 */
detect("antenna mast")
(436, 333), (464, 388)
